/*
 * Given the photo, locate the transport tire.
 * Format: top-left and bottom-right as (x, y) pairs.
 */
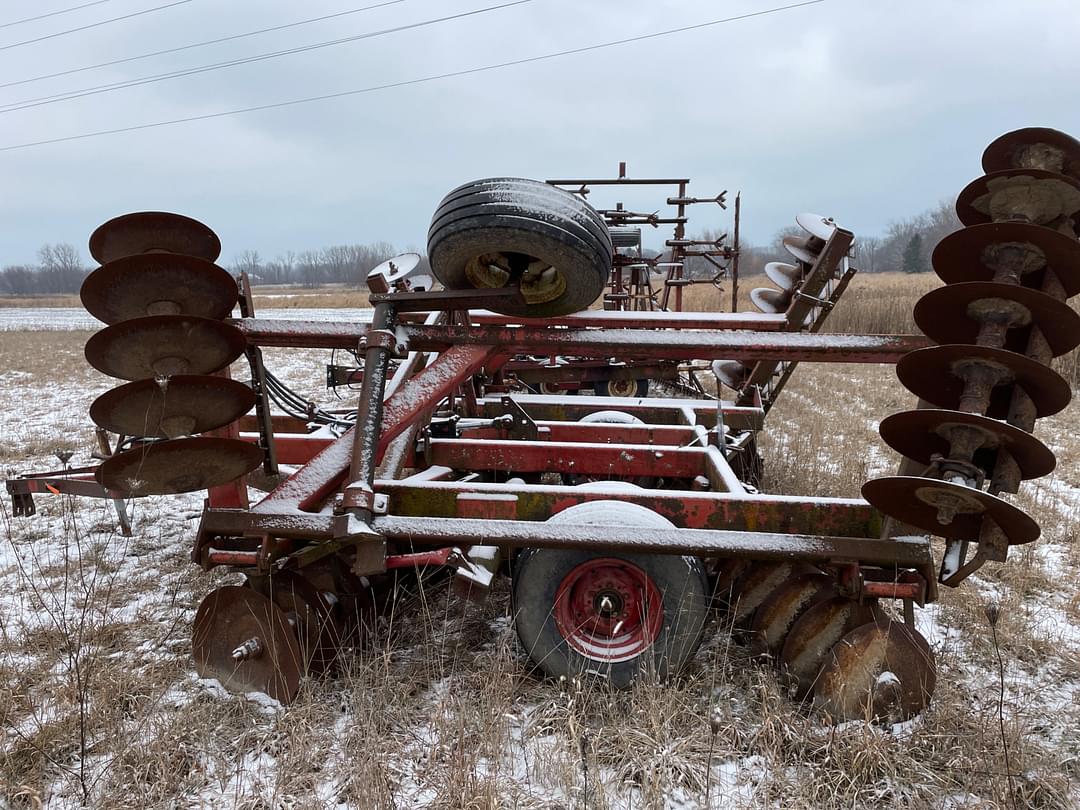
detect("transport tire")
(595, 378), (649, 397)
(512, 501), (709, 687)
(427, 178), (612, 317)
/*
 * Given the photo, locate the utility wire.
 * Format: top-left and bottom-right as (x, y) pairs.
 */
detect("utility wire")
(0, 0), (192, 51)
(0, 0), (116, 30)
(0, 0), (407, 90)
(0, 1), (824, 153)
(0, 0), (532, 113)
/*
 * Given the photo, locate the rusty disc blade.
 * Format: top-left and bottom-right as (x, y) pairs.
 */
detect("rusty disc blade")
(896, 344), (1071, 419)
(813, 619), (936, 723)
(192, 585), (302, 704)
(982, 127), (1080, 178)
(264, 570), (346, 675)
(955, 168), (1080, 227)
(89, 375), (255, 438)
(913, 281), (1080, 357)
(861, 475), (1039, 545)
(879, 408), (1055, 481)
(81, 254), (237, 325)
(748, 572), (837, 659)
(710, 558), (751, 609)
(779, 597), (885, 699)
(89, 211), (221, 264)
(931, 221), (1080, 296)
(85, 315), (246, 381)
(730, 561), (817, 626)
(96, 436), (263, 496)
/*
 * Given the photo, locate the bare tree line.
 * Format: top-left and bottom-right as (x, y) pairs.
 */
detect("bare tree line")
(0, 201), (961, 296)
(0, 241), (416, 296)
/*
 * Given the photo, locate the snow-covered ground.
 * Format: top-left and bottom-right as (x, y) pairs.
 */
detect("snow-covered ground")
(0, 307), (375, 332)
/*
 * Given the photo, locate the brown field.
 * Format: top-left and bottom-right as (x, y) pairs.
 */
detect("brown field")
(1, 270), (1078, 808)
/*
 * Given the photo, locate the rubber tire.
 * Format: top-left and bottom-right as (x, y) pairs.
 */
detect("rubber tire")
(427, 178), (612, 317)
(512, 502), (709, 688)
(595, 378), (649, 398)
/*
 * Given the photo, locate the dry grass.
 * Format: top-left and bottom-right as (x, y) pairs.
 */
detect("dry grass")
(1, 279), (1078, 808)
(0, 296), (83, 308)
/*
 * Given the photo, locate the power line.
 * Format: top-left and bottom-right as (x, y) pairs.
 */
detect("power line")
(0, 1), (824, 153)
(0, 0), (408, 90)
(0, 0), (192, 51)
(0, 0), (116, 30)
(0, 0), (533, 113)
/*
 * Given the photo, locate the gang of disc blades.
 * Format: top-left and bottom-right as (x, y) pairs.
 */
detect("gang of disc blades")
(982, 127), (1080, 177)
(81, 254), (238, 324)
(89, 211), (221, 264)
(85, 315), (246, 381)
(89, 375), (256, 438)
(96, 436), (263, 496)
(192, 586), (302, 704)
(861, 475), (1039, 545)
(896, 344), (1071, 419)
(878, 408), (1055, 480)
(913, 281), (1080, 356)
(955, 168), (1080, 227)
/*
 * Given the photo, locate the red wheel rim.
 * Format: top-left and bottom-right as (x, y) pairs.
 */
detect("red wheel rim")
(553, 557), (663, 662)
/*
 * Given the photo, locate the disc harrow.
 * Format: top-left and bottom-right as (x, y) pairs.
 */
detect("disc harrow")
(7, 127), (1075, 725)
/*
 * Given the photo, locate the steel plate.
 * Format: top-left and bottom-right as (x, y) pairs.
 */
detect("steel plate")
(89, 211), (221, 264)
(96, 436), (263, 496)
(89, 375), (255, 438)
(85, 315), (246, 380)
(81, 254), (237, 324)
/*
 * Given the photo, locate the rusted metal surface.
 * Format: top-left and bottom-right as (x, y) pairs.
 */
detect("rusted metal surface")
(424, 438), (710, 479)
(253, 343), (496, 513)
(233, 318), (929, 363)
(398, 325), (929, 363)
(88, 211), (222, 264)
(81, 253), (237, 324)
(97, 436), (264, 497)
(89, 375), (255, 439)
(478, 394), (764, 430)
(377, 479), (884, 537)
(370, 515), (932, 568)
(814, 620), (937, 723)
(403, 309), (789, 330)
(86, 315), (246, 380)
(192, 586), (302, 704)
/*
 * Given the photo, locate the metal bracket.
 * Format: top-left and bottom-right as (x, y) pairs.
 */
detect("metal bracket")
(498, 396), (538, 440)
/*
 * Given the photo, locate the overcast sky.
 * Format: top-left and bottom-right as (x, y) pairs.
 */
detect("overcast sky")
(1, 0), (1078, 268)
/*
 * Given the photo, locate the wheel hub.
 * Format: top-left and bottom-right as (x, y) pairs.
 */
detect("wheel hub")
(554, 557), (663, 663)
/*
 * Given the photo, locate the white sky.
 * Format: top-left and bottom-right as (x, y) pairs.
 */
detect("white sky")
(1, 0), (1078, 267)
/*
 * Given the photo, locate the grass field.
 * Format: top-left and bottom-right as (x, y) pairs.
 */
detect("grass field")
(1, 271), (1078, 808)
